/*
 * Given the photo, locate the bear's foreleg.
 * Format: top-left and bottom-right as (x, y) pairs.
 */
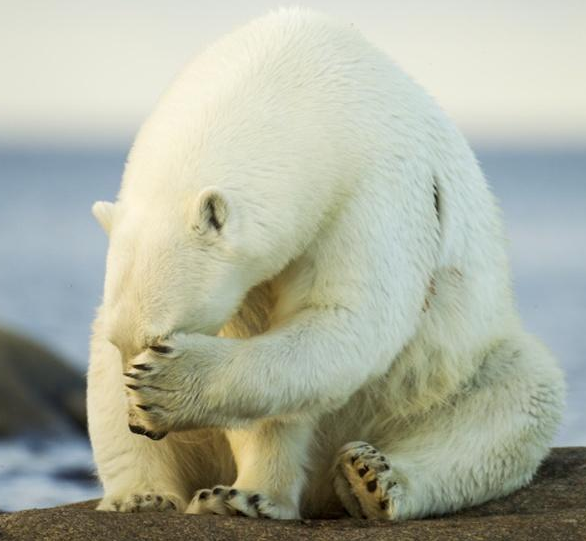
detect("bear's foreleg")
(124, 307), (386, 433)
(185, 419), (311, 518)
(88, 319), (204, 513)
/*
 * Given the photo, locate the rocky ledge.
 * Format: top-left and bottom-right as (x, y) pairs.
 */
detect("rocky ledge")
(1, 447), (584, 541)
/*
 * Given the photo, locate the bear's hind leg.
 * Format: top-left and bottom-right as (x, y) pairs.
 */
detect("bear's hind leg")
(334, 334), (564, 520)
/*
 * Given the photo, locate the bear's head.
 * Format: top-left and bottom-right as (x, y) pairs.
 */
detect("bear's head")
(93, 186), (255, 360)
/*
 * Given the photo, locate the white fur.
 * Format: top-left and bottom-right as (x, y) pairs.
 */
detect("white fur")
(87, 8), (565, 520)
(92, 201), (116, 234)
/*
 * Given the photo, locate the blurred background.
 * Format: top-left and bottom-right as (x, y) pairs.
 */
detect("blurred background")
(0, 0), (584, 512)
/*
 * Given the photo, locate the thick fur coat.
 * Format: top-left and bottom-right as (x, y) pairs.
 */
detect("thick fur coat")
(87, 8), (565, 519)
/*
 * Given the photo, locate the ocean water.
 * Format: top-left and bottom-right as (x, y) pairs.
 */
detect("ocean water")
(0, 147), (584, 511)
(0, 437), (101, 512)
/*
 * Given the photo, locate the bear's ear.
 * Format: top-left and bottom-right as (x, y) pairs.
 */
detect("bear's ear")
(92, 201), (117, 235)
(194, 187), (230, 234)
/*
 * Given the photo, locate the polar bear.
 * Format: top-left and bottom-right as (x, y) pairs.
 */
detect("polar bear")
(87, 8), (565, 520)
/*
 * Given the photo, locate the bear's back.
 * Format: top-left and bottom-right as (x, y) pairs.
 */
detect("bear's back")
(121, 8), (447, 198)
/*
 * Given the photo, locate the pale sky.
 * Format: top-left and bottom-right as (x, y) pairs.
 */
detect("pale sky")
(1, 0), (585, 149)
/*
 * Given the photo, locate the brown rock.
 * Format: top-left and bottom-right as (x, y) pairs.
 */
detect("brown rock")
(1, 447), (585, 540)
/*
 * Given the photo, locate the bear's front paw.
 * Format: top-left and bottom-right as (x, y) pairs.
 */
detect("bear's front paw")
(98, 490), (186, 513)
(186, 485), (298, 519)
(123, 338), (191, 437)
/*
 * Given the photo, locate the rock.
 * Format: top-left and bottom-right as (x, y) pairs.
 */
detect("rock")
(1, 448), (585, 540)
(52, 466), (98, 485)
(0, 327), (87, 437)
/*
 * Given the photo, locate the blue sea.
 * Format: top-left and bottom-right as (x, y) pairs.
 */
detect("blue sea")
(0, 147), (584, 511)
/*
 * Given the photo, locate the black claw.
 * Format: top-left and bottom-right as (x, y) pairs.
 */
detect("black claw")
(358, 466), (369, 477)
(136, 404), (152, 411)
(212, 487), (223, 495)
(248, 494), (260, 505)
(382, 463), (390, 470)
(125, 383), (139, 390)
(366, 479), (378, 492)
(199, 491), (210, 500)
(150, 344), (173, 354)
(123, 372), (139, 379)
(350, 454), (359, 464)
(144, 430), (167, 440)
(133, 363), (152, 371)
(129, 424), (146, 435)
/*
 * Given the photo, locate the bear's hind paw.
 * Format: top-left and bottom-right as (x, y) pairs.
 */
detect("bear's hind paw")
(334, 441), (402, 519)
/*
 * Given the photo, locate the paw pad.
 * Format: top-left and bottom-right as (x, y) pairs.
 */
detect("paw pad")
(334, 441), (400, 519)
